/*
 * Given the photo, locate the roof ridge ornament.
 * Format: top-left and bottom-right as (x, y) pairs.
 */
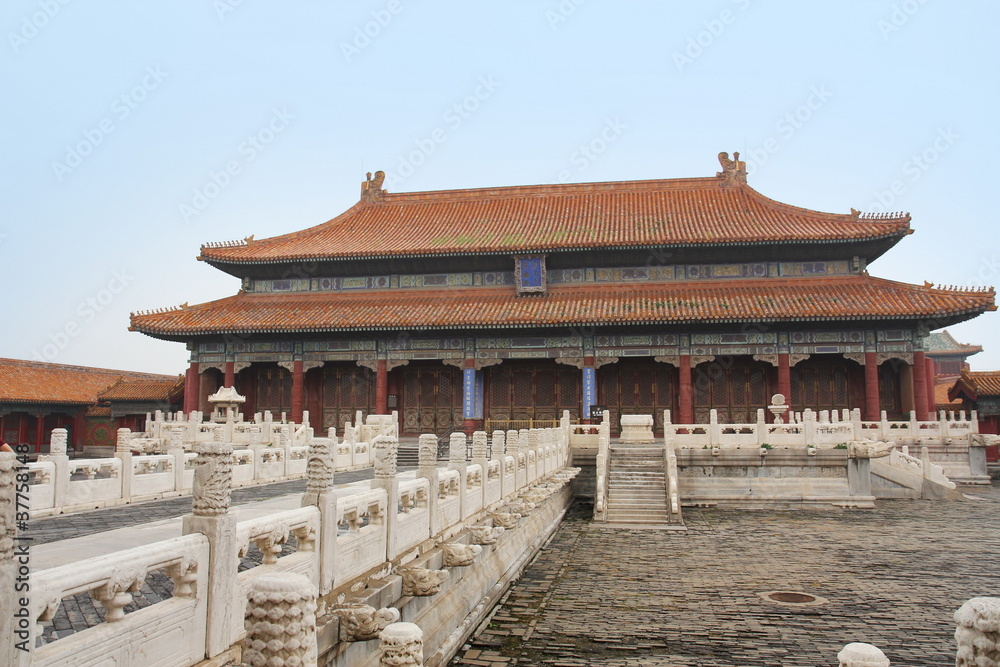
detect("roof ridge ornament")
(716, 151), (747, 186)
(856, 210), (909, 220)
(361, 170), (387, 203)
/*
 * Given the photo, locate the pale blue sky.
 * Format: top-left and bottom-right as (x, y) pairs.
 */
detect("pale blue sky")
(3, 1), (998, 374)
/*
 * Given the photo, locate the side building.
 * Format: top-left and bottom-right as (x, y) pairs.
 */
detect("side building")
(130, 155), (996, 436)
(0, 358), (183, 453)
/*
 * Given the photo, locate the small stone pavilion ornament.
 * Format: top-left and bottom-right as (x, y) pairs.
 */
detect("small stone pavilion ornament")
(207, 386), (245, 423)
(768, 394), (789, 424)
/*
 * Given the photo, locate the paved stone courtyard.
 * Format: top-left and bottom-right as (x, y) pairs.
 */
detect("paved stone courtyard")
(452, 481), (1000, 667)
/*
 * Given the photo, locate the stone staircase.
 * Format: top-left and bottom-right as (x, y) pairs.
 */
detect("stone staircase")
(605, 445), (679, 525)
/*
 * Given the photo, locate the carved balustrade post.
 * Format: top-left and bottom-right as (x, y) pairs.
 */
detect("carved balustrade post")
(371, 435), (406, 560)
(449, 432), (468, 519)
(492, 430), (507, 502)
(417, 434), (441, 536)
(471, 430), (489, 510)
(182, 441), (239, 658)
(301, 431), (337, 594)
(516, 429), (529, 490)
(43, 427), (70, 508)
(167, 426), (187, 493)
(244, 572), (318, 667)
(115, 427), (134, 501)
(955, 597), (1000, 667)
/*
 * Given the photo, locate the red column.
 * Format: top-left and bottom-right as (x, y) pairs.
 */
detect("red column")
(678, 354), (693, 424)
(925, 357), (937, 418)
(777, 352), (791, 414)
(912, 351), (929, 420)
(224, 361), (235, 389)
(35, 413), (45, 452)
(74, 411), (87, 452)
(864, 352), (880, 421)
(375, 359), (388, 414)
(291, 360), (304, 423)
(184, 361), (199, 414)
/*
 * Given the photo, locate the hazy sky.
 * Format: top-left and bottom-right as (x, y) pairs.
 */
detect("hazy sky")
(3, 1), (998, 375)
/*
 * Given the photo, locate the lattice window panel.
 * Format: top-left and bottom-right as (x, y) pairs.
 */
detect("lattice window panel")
(490, 367), (511, 407)
(535, 370), (556, 407)
(513, 371), (533, 408)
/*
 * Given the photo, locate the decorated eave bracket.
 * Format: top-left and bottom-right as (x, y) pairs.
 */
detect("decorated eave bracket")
(513, 254), (547, 296)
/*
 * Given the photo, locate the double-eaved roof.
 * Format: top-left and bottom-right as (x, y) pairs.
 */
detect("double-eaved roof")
(131, 162), (995, 340)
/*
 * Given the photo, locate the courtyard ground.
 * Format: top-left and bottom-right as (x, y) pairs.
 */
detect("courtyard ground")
(451, 482), (1000, 667)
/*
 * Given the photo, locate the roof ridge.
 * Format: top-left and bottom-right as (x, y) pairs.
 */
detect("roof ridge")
(379, 176), (722, 204)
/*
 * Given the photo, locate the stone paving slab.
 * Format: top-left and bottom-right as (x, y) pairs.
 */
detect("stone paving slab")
(452, 482), (1000, 666)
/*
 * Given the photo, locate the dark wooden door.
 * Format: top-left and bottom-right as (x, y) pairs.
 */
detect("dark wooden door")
(598, 360), (676, 433)
(401, 363), (462, 436)
(320, 364), (376, 431)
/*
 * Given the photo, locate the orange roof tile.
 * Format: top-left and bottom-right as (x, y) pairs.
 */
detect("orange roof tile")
(198, 177), (911, 264)
(130, 276), (995, 337)
(0, 359), (179, 406)
(934, 380), (963, 407)
(98, 376), (184, 402)
(950, 371), (1000, 401)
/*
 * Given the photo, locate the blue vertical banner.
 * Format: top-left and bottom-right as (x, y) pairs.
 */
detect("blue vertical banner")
(473, 370), (484, 420)
(462, 367), (475, 420)
(582, 366), (596, 418)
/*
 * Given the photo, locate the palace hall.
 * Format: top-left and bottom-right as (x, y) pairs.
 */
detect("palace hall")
(130, 154), (996, 436)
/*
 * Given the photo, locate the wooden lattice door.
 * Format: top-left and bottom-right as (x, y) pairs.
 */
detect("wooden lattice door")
(401, 363), (462, 436)
(321, 364), (376, 431)
(693, 358), (770, 424)
(255, 365), (292, 416)
(486, 362), (580, 425)
(878, 362), (904, 419)
(598, 360), (676, 433)
(791, 356), (864, 415)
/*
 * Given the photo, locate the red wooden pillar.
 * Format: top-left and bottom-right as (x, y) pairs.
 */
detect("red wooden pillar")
(925, 356), (936, 418)
(678, 354), (693, 424)
(864, 352), (880, 421)
(291, 360), (304, 423)
(777, 352), (791, 413)
(375, 359), (388, 414)
(224, 361), (235, 389)
(35, 413), (45, 452)
(912, 351), (929, 420)
(74, 411), (87, 452)
(184, 361), (199, 414)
